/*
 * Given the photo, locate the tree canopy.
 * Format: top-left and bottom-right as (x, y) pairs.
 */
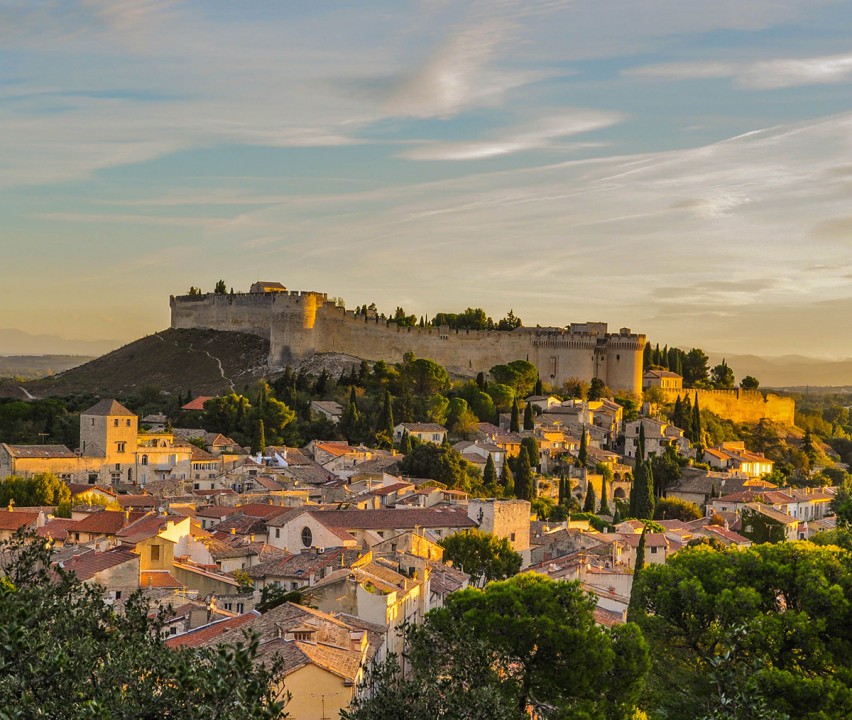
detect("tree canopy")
(0, 531), (286, 719)
(345, 573), (648, 720)
(438, 529), (522, 587)
(632, 541), (852, 720)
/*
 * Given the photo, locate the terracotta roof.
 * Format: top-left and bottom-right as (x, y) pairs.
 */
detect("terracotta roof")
(74, 509), (144, 535)
(742, 503), (798, 525)
(60, 547), (138, 581)
(397, 423), (446, 433)
(166, 612), (260, 648)
(307, 507), (476, 531)
(714, 490), (794, 505)
(594, 607), (626, 627)
(141, 570), (183, 589)
(0, 510), (40, 531)
(2, 444), (76, 459)
(68, 483), (115, 497)
(37, 518), (79, 541)
(117, 514), (173, 543)
(701, 525), (751, 544)
(197, 506), (240, 519)
(369, 482), (413, 497)
(81, 399), (135, 417)
(618, 532), (669, 548)
(428, 561), (469, 596)
(236, 503), (297, 520)
(181, 396), (215, 411)
(244, 547), (361, 580)
(191, 445), (219, 462)
(116, 494), (160, 509)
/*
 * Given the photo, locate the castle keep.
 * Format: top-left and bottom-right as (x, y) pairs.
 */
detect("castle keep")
(170, 283), (647, 394)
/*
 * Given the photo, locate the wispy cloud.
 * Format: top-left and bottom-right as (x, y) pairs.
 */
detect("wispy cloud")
(627, 52), (852, 89)
(399, 111), (621, 160)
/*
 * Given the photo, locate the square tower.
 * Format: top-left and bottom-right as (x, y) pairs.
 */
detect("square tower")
(80, 399), (138, 484)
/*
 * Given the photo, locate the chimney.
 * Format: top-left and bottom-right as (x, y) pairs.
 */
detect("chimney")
(124, 510), (130, 522)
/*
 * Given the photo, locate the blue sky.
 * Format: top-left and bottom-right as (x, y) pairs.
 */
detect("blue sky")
(1, 0), (852, 358)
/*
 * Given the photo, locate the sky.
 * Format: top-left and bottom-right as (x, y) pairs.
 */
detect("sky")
(1, 0), (852, 359)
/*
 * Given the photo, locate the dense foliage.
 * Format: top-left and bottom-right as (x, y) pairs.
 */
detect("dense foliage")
(438, 529), (522, 587)
(0, 531), (286, 719)
(344, 573), (649, 720)
(632, 541), (852, 720)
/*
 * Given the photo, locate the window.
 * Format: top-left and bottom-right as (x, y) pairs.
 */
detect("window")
(301, 526), (313, 547)
(141, 455), (148, 466)
(115, 591), (122, 600)
(236, 602), (244, 614)
(275, 528), (280, 539)
(91, 418), (95, 426)
(117, 442), (126, 453)
(510, 532), (516, 542)
(150, 545), (160, 562)
(126, 419), (131, 427)
(650, 547), (658, 554)
(169, 626), (177, 635)
(114, 419), (119, 427)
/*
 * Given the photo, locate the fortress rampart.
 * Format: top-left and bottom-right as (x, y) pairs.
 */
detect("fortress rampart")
(170, 286), (646, 394)
(662, 388), (796, 426)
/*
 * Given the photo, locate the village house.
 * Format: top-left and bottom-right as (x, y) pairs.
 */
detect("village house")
(393, 423), (447, 446)
(310, 400), (344, 424)
(642, 370), (683, 391)
(623, 418), (689, 459)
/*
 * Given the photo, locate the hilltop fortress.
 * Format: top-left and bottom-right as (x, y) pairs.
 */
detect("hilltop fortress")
(171, 282), (647, 394)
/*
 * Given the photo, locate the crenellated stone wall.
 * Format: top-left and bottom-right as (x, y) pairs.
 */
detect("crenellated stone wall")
(170, 287), (646, 393)
(662, 388), (796, 426)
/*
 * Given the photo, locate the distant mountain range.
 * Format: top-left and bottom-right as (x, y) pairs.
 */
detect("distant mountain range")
(0, 329), (121, 356)
(707, 352), (852, 389)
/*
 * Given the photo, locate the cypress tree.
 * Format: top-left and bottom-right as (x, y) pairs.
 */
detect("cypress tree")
(514, 449), (533, 502)
(627, 526), (648, 623)
(558, 473), (567, 506)
(400, 430), (413, 455)
(251, 419), (266, 455)
(484, 454), (498, 492)
(612, 505), (622, 524)
(638, 422), (646, 461)
(634, 524), (647, 572)
(681, 395), (694, 440)
(500, 459), (515, 498)
(692, 395), (702, 445)
(578, 425), (588, 467)
(583, 481), (596, 513)
(629, 461), (655, 520)
(643, 342), (652, 370)
(476, 371), (486, 390)
(523, 402), (534, 431)
(534, 378), (544, 396)
(661, 345), (669, 370)
(672, 395), (683, 427)
(377, 390), (394, 438)
(510, 398), (520, 433)
(599, 476), (611, 515)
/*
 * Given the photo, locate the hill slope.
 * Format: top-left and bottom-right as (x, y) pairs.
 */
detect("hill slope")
(20, 329), (269, 399)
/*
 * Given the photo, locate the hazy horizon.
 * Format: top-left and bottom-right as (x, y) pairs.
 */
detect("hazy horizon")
(2, 2), (851, 357)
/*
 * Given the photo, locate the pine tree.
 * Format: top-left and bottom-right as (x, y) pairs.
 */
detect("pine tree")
(510, 399), (520, 433)
(583, 481), (596, 513)
(523, 402), (534, 431)
(578, 425), (588, 467)
(514, 449), (534, 502)
(599, 476), (611, 515)
(484, 454), (498, 493)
